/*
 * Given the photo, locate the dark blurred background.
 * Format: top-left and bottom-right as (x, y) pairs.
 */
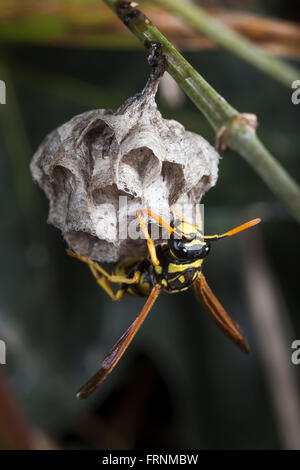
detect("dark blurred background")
(0, 0), (299, 450)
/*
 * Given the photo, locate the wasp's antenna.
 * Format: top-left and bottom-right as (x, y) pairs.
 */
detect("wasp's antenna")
(204, 218), (261, 241)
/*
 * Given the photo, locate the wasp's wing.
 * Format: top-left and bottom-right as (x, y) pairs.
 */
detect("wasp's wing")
(194, 274), (249, 353)
(77, 285), (161, 399)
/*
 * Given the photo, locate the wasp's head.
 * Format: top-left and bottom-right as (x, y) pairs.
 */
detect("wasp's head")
(140, 207), (261, 262)
(168, 220), (211, 260)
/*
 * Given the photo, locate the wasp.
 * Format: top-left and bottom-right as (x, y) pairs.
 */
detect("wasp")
(68, 206), (260, 399)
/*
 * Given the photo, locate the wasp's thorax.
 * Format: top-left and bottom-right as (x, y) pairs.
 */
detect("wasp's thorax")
(168, 220), (211, 261)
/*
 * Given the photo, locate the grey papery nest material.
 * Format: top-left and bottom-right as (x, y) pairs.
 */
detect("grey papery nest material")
(30, 68), (220, 262)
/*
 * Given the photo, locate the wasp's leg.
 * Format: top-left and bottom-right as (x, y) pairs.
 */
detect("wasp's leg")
(89, 265), (125, 301)
(136, 210), (160, 266)
(67, 250), (140, 285)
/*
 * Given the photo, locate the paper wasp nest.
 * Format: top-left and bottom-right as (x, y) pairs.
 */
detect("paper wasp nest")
(30, 69), (220, 262)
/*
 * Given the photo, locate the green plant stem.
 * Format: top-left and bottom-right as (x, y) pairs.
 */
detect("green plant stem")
(102, 0), (300, 224)
(104, 0), (237, 131)
(154, 0), (300, 88)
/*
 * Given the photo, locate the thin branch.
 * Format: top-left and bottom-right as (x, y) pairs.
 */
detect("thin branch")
(102, 0), (300, 223)
(106, 1), (238, 131)
(153, 0), (300, 88)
